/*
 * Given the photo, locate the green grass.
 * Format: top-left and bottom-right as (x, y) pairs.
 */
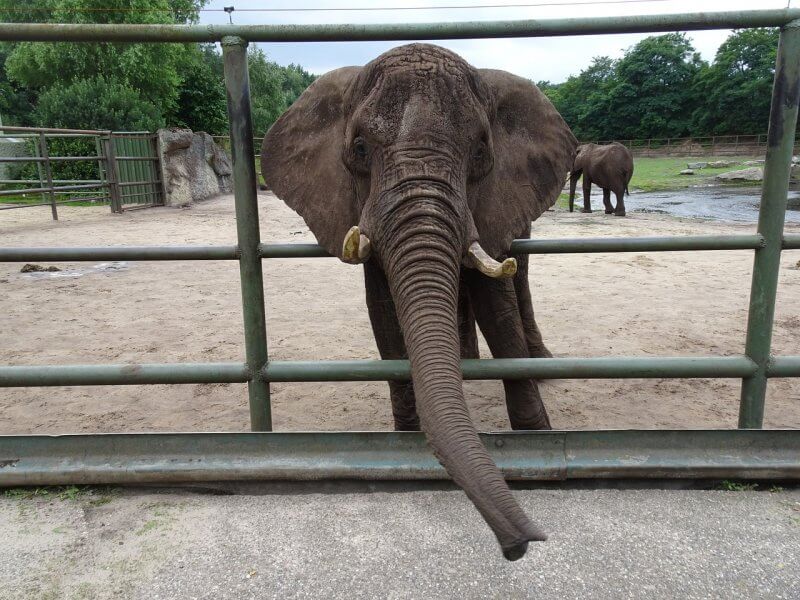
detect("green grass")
(630, 156), (761, 192)
(3, 485), (116, 504)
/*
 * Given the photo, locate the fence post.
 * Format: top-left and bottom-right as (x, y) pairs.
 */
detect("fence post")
(37, 133), (57, 220)
(739, 21), (800, 428)
(222, 36), (272, 432)
(103, 135), (123, 213)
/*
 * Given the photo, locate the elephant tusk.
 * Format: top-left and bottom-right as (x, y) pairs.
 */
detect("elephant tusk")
(468, 241), (517, 279)
(342, 226), (372, 264)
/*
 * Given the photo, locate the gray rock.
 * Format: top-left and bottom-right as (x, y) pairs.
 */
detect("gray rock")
(708, 160), (738, 168)
(715, 167), (764, 182)
(686, 162), (706, 169)
(791, 163), (800, 181)
(742, 160), (765, 166)
(157, 128), (232, 206)
(792, 155), (798, 164)
(679, 169), (695, 175)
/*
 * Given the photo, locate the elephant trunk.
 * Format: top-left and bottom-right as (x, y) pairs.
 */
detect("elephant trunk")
(378, 192), (546, 560)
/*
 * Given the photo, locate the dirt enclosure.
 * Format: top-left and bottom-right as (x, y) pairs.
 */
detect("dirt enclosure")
(2, 193), (799, 433)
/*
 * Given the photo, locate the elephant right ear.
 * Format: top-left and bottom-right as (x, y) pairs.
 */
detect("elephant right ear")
(260, 67), (362, 259)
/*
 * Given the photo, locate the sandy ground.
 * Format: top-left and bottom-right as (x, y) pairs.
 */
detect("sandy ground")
(3, 486), (800, 599)
(1, 193), (799, 433)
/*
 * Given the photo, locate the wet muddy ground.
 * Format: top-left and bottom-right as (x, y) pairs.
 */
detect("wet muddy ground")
(620, 185), (800, 223)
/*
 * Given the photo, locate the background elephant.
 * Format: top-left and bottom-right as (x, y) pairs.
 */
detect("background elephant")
(261, 44), (576, 560)
(568, 142), (633, 216)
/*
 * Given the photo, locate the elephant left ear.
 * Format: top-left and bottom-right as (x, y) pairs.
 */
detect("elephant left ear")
(472, 69), (577, 258)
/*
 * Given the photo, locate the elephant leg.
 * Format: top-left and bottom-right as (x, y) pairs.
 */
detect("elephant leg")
(513, 252), (552, 359)
(602, 188), (613, 214)
(463, 268), (552, 431)
(568, 171), (581, 212)
(614, 189), (626, 216)
(581, 177), (592, 213)
(364, 260), (420, 431)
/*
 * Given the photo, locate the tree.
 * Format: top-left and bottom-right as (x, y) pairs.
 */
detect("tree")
(547, 56), (618, 141)
(691, 28), (781, 135)
(0, 0), (207, 129)
(605, 33), (705, 139)
(172, 44), (228, 134)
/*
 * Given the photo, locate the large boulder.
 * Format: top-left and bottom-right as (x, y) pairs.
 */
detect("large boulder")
(715, 167), (764, 182)
(687, 162), (706, 169)
(791, 163), (800, 181)
(157, 128), (232, 206)
(680, 169), (695, 175)
(708, 160), (738, 168)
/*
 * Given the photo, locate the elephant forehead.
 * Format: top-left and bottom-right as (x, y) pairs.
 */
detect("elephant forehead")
(371, 43), (473, 77)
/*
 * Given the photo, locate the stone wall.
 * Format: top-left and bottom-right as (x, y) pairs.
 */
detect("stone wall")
(157, 128), (232, 206)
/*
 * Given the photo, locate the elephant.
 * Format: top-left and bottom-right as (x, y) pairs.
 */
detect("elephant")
(261, 43), (576, 560)
(568, 142), (633, 216)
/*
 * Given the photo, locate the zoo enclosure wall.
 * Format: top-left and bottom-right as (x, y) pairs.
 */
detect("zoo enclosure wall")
(1, 9), (800, 485)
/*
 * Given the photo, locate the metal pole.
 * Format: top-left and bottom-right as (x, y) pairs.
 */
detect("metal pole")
(102, 136), (123, 213)
(37, 133), (58, 220)
(739, 21), (800, 428)
(222, 36), (272, 431)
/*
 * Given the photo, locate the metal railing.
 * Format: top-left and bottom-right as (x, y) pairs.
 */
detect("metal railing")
(588, 134), (800, 157)
(0, 126), (163, 219)
(1, 9), (800, 484)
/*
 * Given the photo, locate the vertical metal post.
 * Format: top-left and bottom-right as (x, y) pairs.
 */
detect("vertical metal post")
(103, 136), (123, 213)
(739, 21), (800, 428)
(222, 36), (272, 431)
(38, 133), (57, 220)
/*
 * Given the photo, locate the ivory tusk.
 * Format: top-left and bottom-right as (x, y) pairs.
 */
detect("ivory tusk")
(342, 226), (372, 264)
(468, 241), (517, 279)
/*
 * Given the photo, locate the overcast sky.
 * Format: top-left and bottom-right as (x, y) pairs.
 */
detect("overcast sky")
(199, 1), (794, 83)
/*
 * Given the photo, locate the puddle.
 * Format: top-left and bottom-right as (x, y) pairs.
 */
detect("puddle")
(21, 261), (130, 279)
(616, 186), (800, 223)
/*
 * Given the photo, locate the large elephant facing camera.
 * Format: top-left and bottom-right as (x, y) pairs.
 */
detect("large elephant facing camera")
(261, 44), (576, 560)
(569, 142), (634, 216)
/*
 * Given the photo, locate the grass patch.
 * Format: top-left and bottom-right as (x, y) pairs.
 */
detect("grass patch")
(3, 485), (116, 504)
(630, 156), (761, 192)
(717, 480), (759, 492)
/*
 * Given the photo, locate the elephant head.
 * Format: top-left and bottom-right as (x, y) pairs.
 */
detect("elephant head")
(261, 43), (576, 560)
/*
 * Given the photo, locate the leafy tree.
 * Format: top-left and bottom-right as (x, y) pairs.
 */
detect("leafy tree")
(605, 33), (705, 139)
(0, 0), (206, 129)
(172, 44), (228, 134)
(691, 28), (781, 135)
(546, 56), (618, 140)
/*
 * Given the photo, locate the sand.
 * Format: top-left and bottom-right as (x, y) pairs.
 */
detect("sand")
(1, 193), (799, 433)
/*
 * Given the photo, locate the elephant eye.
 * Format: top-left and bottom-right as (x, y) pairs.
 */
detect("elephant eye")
(353, 137), (367, 159)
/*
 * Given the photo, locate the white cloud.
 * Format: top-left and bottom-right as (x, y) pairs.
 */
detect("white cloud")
(200, 0), (791, 81)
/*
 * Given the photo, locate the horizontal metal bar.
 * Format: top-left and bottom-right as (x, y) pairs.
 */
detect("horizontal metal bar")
(0, 125), (110, 135)
(115, 156), (159, 161)
(0, 10), (797, 43)
(0, 183), (105, 197)
(510, 235), (765, 254)
(0, 235), (775, 262)
(0, 179), (103, 184)
(768, 356), (800, 377)
(0, 197), (109, 211)
(0, 430), (797, 486)
(263, 357), (760, 381)
(118, 180), (161, 188)
(0, 363), (250, 387)
(0, 156), (104, 163)
(0, 245), (238, 261)
(259, 243), (331, 258)
(784, 234), (800, 249)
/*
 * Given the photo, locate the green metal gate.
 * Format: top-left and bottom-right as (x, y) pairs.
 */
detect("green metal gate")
(99, 133), (163, 210)
(1, 9), (800, 484)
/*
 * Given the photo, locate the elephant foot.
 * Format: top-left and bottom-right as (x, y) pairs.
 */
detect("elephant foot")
(604, 209), (614, 214)
(503, 541), (529, 561)
(615, 211), (626, 217)
(580, 208), (592, 213)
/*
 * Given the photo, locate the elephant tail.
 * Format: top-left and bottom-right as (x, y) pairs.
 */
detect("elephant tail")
(625, 183), (630, 197)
